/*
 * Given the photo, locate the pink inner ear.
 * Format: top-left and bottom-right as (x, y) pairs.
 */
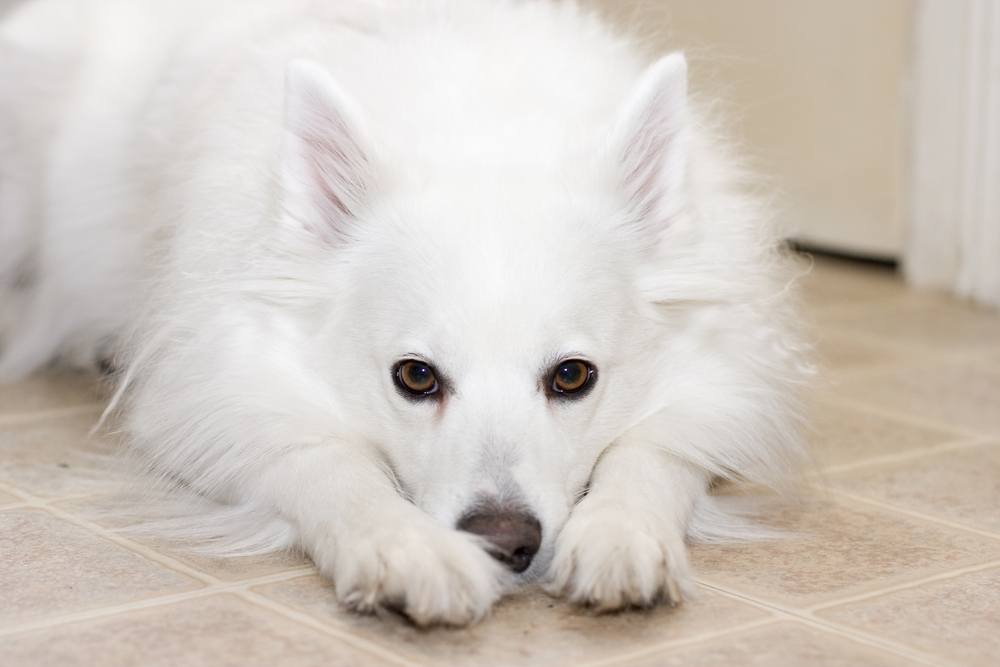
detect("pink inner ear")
(623, 114), (669, 217)
(615, 55), (688, 225)
(281, 61), (372, 241)
(305, 135), (354, 219)
(623, 83), (687, 221)
(299, 104), (369, 222)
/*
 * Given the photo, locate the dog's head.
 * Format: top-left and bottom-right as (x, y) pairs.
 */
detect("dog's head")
(276, 55), (691, 576)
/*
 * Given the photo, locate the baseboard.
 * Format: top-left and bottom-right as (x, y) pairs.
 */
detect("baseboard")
(787, 240), (899, 271)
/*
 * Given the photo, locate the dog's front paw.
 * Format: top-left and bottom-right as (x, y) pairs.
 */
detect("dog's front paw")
(547, 500), (693, 611)
(321, 515), (505, 626)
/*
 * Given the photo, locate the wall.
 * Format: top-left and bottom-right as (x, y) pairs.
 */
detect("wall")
(585, 0), (914, 258)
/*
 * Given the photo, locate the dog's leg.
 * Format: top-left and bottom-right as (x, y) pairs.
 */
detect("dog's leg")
(256, 444), (504, 626)
(548, 431), (708, 609)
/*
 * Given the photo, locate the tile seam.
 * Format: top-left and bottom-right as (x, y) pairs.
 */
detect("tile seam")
(819, 485), (1000, 541)
(694, 582), (952, 667)
(0, 568), (318, 638)
(36, 502), (222, 585)
(806, 559), (1000, 611)
(575, 616), (781, 667)
(807, 435), (993, 477)
(238, 590), (422, 667)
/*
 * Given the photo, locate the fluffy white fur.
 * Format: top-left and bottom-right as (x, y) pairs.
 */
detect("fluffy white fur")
(0, 0), (809, 625)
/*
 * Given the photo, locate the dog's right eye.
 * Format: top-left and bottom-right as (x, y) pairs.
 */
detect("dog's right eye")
(394, 360), (440, 398)
(548, 359), (597, 399)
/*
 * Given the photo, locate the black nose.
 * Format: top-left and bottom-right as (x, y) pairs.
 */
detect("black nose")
(457, 510), (542, 573)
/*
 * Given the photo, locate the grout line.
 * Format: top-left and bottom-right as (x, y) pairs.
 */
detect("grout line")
(789, 617), (951, 667)
(807, 435), (992, 477)
(815, 393), (990, 440)
(37, 502), (222, 585)
(578, 615), (782, 667)
(0, 403), (104, 426)
(0, 567), (318, 639)
(239, 590), (420, 667)
(816, 485), (1000, 542)
(5, 485), (308, 598)
(806, 559), (1000, 612)
(0, 589), (227, 639)
(693, 582), (951, 667)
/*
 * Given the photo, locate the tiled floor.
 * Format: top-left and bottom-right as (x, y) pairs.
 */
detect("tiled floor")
(2, 256), (999, 666)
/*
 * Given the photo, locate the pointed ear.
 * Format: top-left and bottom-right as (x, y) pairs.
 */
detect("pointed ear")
(280, 60), (373, 242)
(610, 53), (690, 228)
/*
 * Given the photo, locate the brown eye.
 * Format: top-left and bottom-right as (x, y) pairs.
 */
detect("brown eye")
(550, 359), (596, 397)
(394, 360), (439, 397)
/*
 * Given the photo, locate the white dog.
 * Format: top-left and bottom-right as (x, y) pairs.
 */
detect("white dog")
(0, 0), (808, 625)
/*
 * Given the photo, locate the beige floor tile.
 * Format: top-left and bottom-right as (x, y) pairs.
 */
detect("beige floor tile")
(690, 494), (1000, 608)
(798, 258), (906, 309)
(0, 371), (104, 418)
(813, 331), (922, 376)
(815, 567), (1000, 667)
(807, 400), (963, 470)
(253, 576), (769, 667)
(55, 494), (314, 581)
(0, 411), (127, 499)
(831, 361), (1000, 436)
(620, 621), (917, 667)
(815, 294), (1000, 353)
(0, 594), (397, 667)
(0, 508), (202, 626)
(826, 442), (1000, 534)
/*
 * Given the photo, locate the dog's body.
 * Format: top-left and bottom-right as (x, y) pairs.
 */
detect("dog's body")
(1, 0), (808, 625)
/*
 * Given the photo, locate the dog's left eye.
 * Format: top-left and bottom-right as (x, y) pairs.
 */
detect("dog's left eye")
(394, 360), (440, 398)
(548, 359), (596, 398)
